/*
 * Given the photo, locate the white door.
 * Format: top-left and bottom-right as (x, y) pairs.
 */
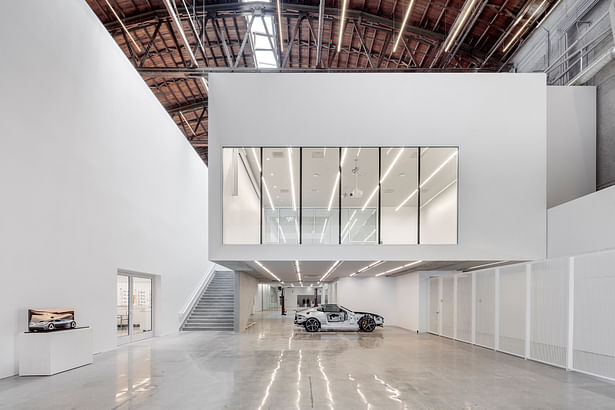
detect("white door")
(429, 277), (441, 334)
(117, 273), (153, 344)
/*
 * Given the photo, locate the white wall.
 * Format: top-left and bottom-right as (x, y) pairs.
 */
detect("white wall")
(209, 73), (547, 262)
(238, 273), (258, 331)
(547, 86), (596, 207)
(0, 1), (212, 378)
(548, 185), (615, 258)
(336, 272), (424, 332)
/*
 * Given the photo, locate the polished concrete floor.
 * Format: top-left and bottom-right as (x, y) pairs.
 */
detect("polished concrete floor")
(2, 312), (615, 409)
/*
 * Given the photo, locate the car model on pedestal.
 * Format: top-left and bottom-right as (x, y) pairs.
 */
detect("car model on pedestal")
(28, 309), (77, 331)
(294, 304), (384, 332)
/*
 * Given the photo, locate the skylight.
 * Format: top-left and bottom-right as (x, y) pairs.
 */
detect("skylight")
(243, 0), (279, 68)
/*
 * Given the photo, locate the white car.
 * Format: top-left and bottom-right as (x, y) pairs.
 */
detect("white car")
(294, 304), (384, 332)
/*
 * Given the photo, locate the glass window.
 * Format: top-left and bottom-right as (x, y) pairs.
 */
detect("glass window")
(419, 147), (458, 244)
(117, 275), (129, 338)
(341, 148), (378, 244)
(302, 148), (340, 244)
(262, 148), (300, 244)
(381, 148), (419, 244)
(132, 277), (152, 334)
(222, 148), (261, 244)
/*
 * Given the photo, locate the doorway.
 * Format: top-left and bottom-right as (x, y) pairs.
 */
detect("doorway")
(117, 271), (153, 344)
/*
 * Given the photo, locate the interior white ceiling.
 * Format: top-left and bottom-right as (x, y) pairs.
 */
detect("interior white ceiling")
(219, 260), (514, 284)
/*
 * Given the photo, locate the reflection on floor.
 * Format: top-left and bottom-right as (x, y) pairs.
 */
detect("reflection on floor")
(2, 311), (615, 409)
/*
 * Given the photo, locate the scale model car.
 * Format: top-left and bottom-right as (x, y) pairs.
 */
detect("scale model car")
(294, 304), (384, 332)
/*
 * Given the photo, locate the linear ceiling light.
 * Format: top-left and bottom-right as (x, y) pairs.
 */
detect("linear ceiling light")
(263, 176), (275, 210)
(375, 260), (423, 277)
(288, 148), (297, 211)
(502, 0), (548, 53)
(420, 151), (458, 187)
(276, 0), (284, 52)
(327, 148), (347, 212)
(420, 180), (457, 209)
(341, 218), (358, 243)
(319, 217), (329, 243)
(337, 0), (349, 52)
(163, 0), (198, 66)
(179, 112), (196, 137)
(105, 0), (142, 52)
(295, 260), (301, 282)
(254, 260), (282, 281)
(320, 261), (342, 282)
(251, 148), (261, 172)
(392, 0), (416, 52)
(362, 229), (376, 242)
(443, 0), (479, 53)
(466, 261), (511, 271)
(362, 148), (405, 211)
(350, 260), (383, 276)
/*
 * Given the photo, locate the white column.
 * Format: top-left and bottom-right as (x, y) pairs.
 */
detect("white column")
(471, 271), (476, 345)
(567, 257), (575, 370)
(453, 274), (458, 340)
(494, 268), (500, 351)
(525, 263), (531, 359)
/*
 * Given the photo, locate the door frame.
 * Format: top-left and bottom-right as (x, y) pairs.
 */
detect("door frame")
(117, 269), (155, 345)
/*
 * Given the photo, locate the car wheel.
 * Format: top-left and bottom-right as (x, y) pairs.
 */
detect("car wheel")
(304, 317), (320, 333)
(359, 316), (376, 332)
(70, 321), (77, 328)
(47, 323), (55, 331)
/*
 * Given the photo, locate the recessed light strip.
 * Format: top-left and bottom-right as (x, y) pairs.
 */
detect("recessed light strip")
(375, 260), (423, 277)
(319, 217), (329, 243)
(350, 260), (383, 276)
(295, 260), (301, 282)
(361, 148), (405, 211)
(262, 176), (275, 210)
(466, 261), (511, 271)
(276, 0), (284, 52)
(254, 260), (282, 281)
(420, 180), (457, 209)
(392, 0), (416, 52)
(320, 261), (342, 282)
(327, 172), (341, 212)
(443, 0), (480, 53)
(288, 148), (297, 212)
(251, 148), (262, 172)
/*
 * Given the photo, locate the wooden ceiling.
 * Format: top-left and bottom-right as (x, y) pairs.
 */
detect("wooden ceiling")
(86, 0), (554, 163)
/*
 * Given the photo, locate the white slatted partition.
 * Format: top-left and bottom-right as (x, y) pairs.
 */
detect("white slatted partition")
(573, 250), (615, 379)
(456, 273), (473, 343)
(530, 258), (569, 367)
(441, 276), (455, 338)
(498, 264), (526, 357)
(475, 269), (496, 349)
(428, 277), (440, 335)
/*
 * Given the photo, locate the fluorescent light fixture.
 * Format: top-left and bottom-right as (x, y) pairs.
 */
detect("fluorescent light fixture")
(179, 112), (196, 137)
(341, 210), (357, 235)
(350, 260), (383, 276)
(319, 217), (329, 243)
(420, 180), (457, 209)
(503, 0), (548, 52)
(262, 176), (275, 210)
(395, 189), (417, 212)
(466, 261), (511, 271)
(341, 218), (357, 243)
(340, 148), (348, 167)
(327, 172), (341, 212)
(201, 78), (209, 93)
(375, 260), (423, 277)
(277, 219), (287, 243)
(337, 0), (349, 52)
(276, 0), (284, 52)
(443, 0), (479, 53)
(105, 0), (142, 52)
(254, 260), (282, 281)
(163, 0), (198, 66)
(251, 148), (261, 172)
(420, 151), (458, 187)
(288, 148), (297, 211)
(320, 261), (341, 282)
(295, 260), (301, 281)
(392, 0), (415, 52)
(362, 148), (405, 211)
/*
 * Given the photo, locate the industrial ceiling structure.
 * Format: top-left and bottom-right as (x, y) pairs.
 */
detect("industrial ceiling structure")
(87, 0), (555, 163)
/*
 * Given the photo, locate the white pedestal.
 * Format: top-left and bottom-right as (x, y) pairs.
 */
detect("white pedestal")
(19, 327), (93, 376)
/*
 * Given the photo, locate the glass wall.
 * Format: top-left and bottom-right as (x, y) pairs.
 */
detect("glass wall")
(262, 148), (300, 244)
(381, 148), (419, 244)
(419, 147), (458, 244)
(222, 146), (458, 245)
(341, 148), (378, 244)
(302, 148), (340, 244)
(222, 147), (261, 244)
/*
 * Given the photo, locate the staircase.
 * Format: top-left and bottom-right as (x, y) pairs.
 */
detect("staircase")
(181, 271), (236, 331)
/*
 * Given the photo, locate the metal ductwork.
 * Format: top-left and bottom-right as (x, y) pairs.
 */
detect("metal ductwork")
(567, 0), (615, 85)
